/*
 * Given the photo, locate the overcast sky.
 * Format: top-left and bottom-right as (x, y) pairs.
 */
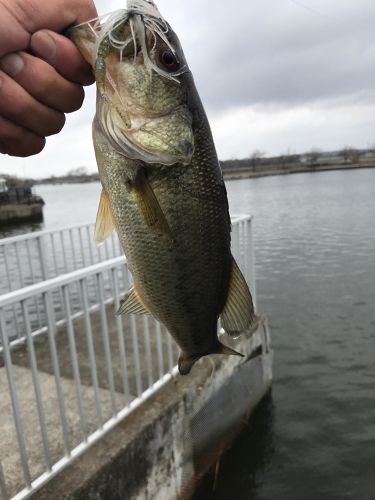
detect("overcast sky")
(2, 0), (375, 178)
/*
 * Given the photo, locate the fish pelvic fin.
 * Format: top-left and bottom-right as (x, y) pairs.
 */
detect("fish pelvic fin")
(221, 256), (259, 338)
(116, 286), (150, 315)
(133, 171), (174, 242)
(95, 189), (115, 245)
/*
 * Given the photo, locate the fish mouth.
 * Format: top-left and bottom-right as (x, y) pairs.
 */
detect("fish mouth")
(66, 22), (98, 67)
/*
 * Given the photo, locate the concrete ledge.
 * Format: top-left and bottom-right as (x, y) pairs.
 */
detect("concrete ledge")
(34, 318), (272, 500)
(0, 204), (43, 224)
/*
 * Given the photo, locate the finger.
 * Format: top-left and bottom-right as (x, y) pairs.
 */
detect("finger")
(31, 30), (94, 85)
(0, 0), (98, 59)
(0, 52), (85, 113)
(11, 0), (98, 33)
(0, 116), (45, 157)
(0, 70), (65, 137)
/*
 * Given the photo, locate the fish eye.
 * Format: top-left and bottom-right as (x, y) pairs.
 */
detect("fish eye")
(159, 50), (180, 72)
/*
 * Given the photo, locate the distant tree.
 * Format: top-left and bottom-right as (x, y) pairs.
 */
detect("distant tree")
(305, 148), (321, 166)
(340, 147), (361, 164)
(275, 148), (298, 168)
(249, 150), (265, 168)
(286, 153), (299, 164)
(340, 147), (351, 163)
(277, 153), (288, 168)
(67, 166), (89, 177)
(348, 148), (362, 164)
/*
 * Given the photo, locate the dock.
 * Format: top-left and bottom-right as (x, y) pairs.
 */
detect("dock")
(0, 178), (44, 225)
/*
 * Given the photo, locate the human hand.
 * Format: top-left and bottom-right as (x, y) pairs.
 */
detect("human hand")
(0, 0), (97, 157)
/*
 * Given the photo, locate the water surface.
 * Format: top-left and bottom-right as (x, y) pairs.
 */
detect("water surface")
(197, 168), (375, 500)
(1, 169), (375, 499)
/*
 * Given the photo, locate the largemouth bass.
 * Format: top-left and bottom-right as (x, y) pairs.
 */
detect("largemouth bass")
(70, 0), (258, 375)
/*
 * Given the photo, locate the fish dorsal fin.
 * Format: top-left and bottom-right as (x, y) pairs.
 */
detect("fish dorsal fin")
(133, 171), (173, 241)
(116, 286), (150, 315)
(95, 189), (115, 245)
(221, 257), (258, 337)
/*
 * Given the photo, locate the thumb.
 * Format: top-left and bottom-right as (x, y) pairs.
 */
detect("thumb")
(0, 0), (97, 56)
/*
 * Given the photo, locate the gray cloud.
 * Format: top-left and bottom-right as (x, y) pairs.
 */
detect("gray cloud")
(162, 0), (375, 110)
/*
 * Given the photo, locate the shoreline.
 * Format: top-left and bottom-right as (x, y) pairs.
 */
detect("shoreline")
(30, 163), (375, 186)
(222, 162), (375, 180)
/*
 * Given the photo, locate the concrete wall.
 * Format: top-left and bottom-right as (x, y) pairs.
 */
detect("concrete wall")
(35, 317), (272, 500)
(0, 204), (43, 223)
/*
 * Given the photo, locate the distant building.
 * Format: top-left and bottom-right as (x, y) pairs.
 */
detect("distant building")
(0, 178), (7, 192)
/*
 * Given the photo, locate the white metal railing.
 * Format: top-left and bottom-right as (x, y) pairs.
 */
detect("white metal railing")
(0, 223), (122, 295)
(0, 215), (255, 500)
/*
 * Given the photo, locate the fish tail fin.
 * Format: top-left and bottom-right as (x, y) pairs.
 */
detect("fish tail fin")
(177, 343), (243, 376)
(178, 355), (200, 376)
(214, 343), (244, 357)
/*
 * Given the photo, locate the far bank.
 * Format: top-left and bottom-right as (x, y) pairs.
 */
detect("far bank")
(222, 162), (375, 180)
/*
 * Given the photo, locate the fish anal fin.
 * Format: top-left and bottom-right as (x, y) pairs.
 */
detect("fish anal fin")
(116, 286), (150, 316)
(133, 172), (173, 241)
(95, 189), (115, 245)
(221, 257), (259, 338)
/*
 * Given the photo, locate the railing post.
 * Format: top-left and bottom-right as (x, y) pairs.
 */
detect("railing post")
(247, 217), (257, 311)
(0, 311), (32, 489)
(37, 234), (49, 281)
(0, 461), (9, 500)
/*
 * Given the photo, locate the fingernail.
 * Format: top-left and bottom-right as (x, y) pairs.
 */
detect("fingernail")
(0, 53), (24, 77)
(31, 31), (57, 61)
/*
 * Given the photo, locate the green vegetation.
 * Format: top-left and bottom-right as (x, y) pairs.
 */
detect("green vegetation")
(221, 147), (375, 180)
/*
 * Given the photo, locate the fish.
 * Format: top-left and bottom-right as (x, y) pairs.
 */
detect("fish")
(69, 0), (258, 375)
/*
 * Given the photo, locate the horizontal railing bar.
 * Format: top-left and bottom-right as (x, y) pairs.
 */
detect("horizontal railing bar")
(1, 297), (116, 354)
(230, 214), (253, 223)
(0, 257), (126, 308)
(0, 222), (95, 246)
(0, 215), (250, 247)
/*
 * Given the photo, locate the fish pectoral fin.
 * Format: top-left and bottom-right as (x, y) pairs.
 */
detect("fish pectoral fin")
(95, 189), (115, 245)
(116, 286), (150, 315)
(133, 172), (173, 241)
(220, 257), (259, 337)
